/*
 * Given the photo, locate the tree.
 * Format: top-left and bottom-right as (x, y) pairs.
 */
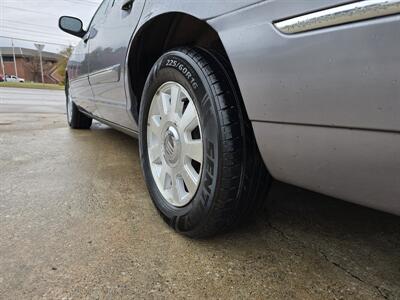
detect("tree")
(25, 54), (52, 83)
(55, 46), (74, 84)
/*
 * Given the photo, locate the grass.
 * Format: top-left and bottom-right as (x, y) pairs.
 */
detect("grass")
(0, 82), (65, 91)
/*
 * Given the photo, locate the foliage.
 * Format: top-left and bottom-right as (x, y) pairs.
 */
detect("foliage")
(0, 82), (64, 90)
(55, 46), (74, 84)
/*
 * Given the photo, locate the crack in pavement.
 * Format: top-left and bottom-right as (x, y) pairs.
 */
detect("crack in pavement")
(266, 219), (392, 299)
(318, 250), (389, 299)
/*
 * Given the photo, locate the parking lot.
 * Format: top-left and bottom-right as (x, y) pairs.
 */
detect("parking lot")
(0, 87), (399, 299)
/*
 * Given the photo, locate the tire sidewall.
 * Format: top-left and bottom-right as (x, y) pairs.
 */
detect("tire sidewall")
(139, 50), (222, 233)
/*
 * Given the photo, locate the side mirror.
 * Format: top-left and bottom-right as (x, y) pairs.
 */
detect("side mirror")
(59, 16), (86, 38)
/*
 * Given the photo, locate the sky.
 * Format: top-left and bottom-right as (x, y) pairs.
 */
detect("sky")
(0, 0), (103, 53)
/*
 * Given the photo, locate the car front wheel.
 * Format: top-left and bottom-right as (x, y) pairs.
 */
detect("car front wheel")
(65, 80), (92, 129)
(139, 48), (270, 237)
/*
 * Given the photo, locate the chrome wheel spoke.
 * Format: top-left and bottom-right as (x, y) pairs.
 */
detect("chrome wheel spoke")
(148, 145), (162, 164)
(148, 115), (162, 138)
(179, 101), (197, 131)
(184, 140), (203, 163)
(180, 166), (199, 195)
(158, 92), (169, 117)
(159, 166), (170, 190)
(169, 84), (181, 117)
(171, 175), (180, 204)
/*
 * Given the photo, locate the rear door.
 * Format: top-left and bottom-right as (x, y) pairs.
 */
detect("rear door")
(87, 0), (145, 130)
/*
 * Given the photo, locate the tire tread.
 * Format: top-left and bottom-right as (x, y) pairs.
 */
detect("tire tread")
(176, 47), (271, 237)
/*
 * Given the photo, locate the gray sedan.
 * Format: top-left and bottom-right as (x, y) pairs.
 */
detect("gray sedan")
(59, 0), (400, 237)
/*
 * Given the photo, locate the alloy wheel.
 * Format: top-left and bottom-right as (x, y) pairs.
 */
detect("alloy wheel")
(147, 81), (203, 207)
(67, 91), (73, 124)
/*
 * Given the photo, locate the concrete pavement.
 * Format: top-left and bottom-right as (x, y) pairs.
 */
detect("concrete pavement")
(0, 88), (399, 299)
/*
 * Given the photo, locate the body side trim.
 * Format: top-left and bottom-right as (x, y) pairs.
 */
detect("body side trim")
(275, 0), (400, 34)
(79, 107), (139, 138)
(89, 64), (121, 85)
(69, 74), (89, 85)
(252, 120), (400, 134)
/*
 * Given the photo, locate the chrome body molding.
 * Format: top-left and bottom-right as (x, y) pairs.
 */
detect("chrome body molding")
(274, 0), (400, 34)
(89, 64), (121, 85)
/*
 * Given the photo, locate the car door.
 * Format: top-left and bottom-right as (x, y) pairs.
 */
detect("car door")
(87, 0), (145, 130)
(67, 38), (95, 115)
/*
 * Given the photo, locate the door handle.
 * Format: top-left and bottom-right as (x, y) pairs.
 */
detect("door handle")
(121, 0), (134, 11)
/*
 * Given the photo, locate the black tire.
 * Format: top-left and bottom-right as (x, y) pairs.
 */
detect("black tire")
(139, 47), (271, 238)
(65, 81), (92, 129)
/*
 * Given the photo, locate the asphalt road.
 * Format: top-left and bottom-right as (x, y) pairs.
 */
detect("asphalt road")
(0, 87), (399, 299)
(0, 87), (66, 114)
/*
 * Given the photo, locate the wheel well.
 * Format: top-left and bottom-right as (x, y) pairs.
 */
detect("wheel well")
(127, 12), (238, 121)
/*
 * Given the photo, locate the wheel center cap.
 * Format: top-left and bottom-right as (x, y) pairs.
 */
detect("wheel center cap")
(163, 125), (181, 165)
